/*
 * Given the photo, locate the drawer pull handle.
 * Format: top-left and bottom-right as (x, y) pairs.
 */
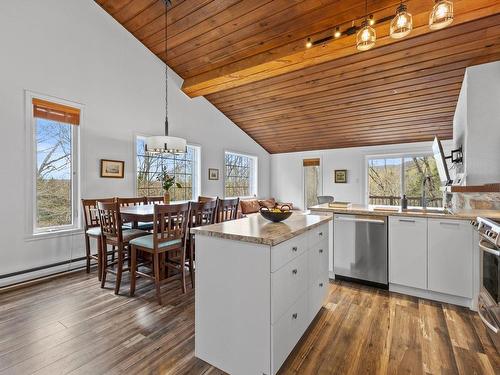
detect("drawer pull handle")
(319, 249), (323, 254)
(292, 269), (298, 275)
(292, 246), (298, 252)
(292, 313), (298, 319)
(319, 283), (324, 287)
(439, 222), (460, 226)
(399, 219), (415, 223)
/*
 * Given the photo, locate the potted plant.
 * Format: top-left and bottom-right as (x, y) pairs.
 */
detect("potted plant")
(157, 170), (182, 204)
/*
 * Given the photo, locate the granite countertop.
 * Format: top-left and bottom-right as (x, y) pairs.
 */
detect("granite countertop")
(308, 203), (500, 221)
(191, 212), (332, 246)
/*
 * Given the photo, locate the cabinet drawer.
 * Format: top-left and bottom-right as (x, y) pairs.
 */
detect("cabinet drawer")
(272, 251), (308, 323)
(308, 239), (328, 287)
(271, 234), (307, 272)
(308, 277), (328, 322)
(428, 219), (473, 298)
(308, 223), (328, 247)
(271, 291), (308, 375)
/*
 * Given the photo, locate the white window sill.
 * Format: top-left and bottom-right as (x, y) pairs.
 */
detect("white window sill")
(25, 228), (83, 242)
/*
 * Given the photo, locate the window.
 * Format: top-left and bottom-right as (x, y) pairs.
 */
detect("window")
(136, 137), (199, 201)
(303, 158), (321, 210)
(224, 151), (257, 198)
(31, 96), (80, 233)
(367, 155), (442, 207)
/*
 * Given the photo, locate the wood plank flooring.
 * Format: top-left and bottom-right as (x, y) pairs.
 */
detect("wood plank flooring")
(0, 270), (498, 374)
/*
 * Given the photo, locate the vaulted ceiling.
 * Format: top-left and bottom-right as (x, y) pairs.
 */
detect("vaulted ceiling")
(96, 0), (500, 153)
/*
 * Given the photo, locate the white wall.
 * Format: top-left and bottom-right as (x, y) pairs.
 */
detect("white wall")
(0, 0), (269, 284)
(271, 141), (452, 210)
(462, 62), (500, 185)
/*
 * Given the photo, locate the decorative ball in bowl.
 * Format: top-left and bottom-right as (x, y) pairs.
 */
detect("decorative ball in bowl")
(259, 205), (292, 222)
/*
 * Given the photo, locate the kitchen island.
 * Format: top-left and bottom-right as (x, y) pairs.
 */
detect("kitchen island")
(192, 213), (332, 375)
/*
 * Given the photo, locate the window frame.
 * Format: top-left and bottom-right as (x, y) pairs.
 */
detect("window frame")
(223, 150), (258, 199)
(365, 151), (440, 207)
(25, 91), (81, 236)
(134, 134), (201, 201)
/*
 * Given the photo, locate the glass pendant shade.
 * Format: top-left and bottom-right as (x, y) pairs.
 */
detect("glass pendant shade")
(429, 0), (453, 30)
(356, 22), (376, 51)
(390, 4), (412, 39)
(145, 134), (187, 155)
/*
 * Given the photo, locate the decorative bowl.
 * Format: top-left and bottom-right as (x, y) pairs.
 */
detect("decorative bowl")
(259, 205), (292, 222)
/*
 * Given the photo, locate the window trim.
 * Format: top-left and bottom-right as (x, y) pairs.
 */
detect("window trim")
(25, 91), (82, 236)
(364, 151), (438, 207)
(223, 150), (258, 199)
(133, 134), (201, 201)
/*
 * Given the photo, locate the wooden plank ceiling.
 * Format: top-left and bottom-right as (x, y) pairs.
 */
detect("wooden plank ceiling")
(96, 0), (500, 153)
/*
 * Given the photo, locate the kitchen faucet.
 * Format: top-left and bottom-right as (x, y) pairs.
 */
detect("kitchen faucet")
(421, 176), (431, 209)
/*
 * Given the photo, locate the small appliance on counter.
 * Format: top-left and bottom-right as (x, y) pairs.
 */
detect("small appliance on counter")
(472, 217), (500, 350)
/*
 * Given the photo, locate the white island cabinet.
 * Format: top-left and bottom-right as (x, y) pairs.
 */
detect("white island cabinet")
(192, 213), (331, 375)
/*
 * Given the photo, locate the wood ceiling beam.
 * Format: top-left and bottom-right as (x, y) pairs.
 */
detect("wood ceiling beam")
(182, 0), (500, 97)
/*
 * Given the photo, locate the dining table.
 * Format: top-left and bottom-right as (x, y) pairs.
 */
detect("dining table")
(120, 202), (189, 228)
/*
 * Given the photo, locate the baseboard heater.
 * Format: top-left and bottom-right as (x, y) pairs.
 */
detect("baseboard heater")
(0, 256), (87, 288)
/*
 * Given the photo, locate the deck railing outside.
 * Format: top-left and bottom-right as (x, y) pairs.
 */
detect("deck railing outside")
(368, 195), (443, 207)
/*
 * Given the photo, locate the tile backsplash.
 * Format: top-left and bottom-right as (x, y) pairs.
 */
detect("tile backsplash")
(448, 192), (500, 210)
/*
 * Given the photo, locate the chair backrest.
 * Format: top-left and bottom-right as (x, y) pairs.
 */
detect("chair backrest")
(147, 196), (164, 204)
(217, 198), (240, 223)
(189, 200), (218, 229)
(198, 195), (218, 203)
(317, 195), (334, 204)
(153, 203), (191, 249)
(117, 197), (147, 207)
(97, 201), (123, 241)
(81, 198), (115, 230)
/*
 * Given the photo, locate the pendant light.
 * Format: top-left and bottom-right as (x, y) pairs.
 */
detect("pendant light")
(429, 0), (453, 30)
(145, 0), (187, 155)
(357, 0), (376, 51)
(390, 1), (412, 39)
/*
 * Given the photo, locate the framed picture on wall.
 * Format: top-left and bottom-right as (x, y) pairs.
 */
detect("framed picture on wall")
(208, 168), (219, 180)
(334, 169), (347, 183)
(100, 159), (124, 178)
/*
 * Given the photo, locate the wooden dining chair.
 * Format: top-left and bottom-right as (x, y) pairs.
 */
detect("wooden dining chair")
(129, 203), (191, 304)
(216, 198), (240, 223)
(97, 201), (149, 294)
(118, 196), (153, 230)
(186, 200), (218, 286)
(198, 195), (218, 203)
(147, 196), (164, 204)
(81, 198), (115, 280)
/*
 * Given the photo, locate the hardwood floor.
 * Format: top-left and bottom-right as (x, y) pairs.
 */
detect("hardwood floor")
(0, 271), (498, 374)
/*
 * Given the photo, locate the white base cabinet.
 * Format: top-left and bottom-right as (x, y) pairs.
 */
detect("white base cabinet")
(389, 216), (474, 307)
(195, 223), (330, 375)
(428, 219), (473, 298)
(389, 217), (428, 289)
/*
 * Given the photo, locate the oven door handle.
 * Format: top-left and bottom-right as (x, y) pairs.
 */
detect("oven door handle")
(479, 239), (500, 256)
(478, 304), (499, 334)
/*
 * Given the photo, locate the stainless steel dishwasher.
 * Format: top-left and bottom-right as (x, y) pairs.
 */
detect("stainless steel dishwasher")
(333, 214), (388, 288)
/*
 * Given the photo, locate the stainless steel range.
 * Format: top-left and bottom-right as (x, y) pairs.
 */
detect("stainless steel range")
(473, 217), (500, 349)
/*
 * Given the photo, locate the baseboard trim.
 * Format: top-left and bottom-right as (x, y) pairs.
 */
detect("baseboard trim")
(389, 283), (474, 310)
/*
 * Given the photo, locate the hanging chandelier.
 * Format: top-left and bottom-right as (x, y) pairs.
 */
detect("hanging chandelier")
(429, 0), (454, 30)
(356, 0), (376, 51)
(390, 1), (413, 39)
(145, 0), (186, 155)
